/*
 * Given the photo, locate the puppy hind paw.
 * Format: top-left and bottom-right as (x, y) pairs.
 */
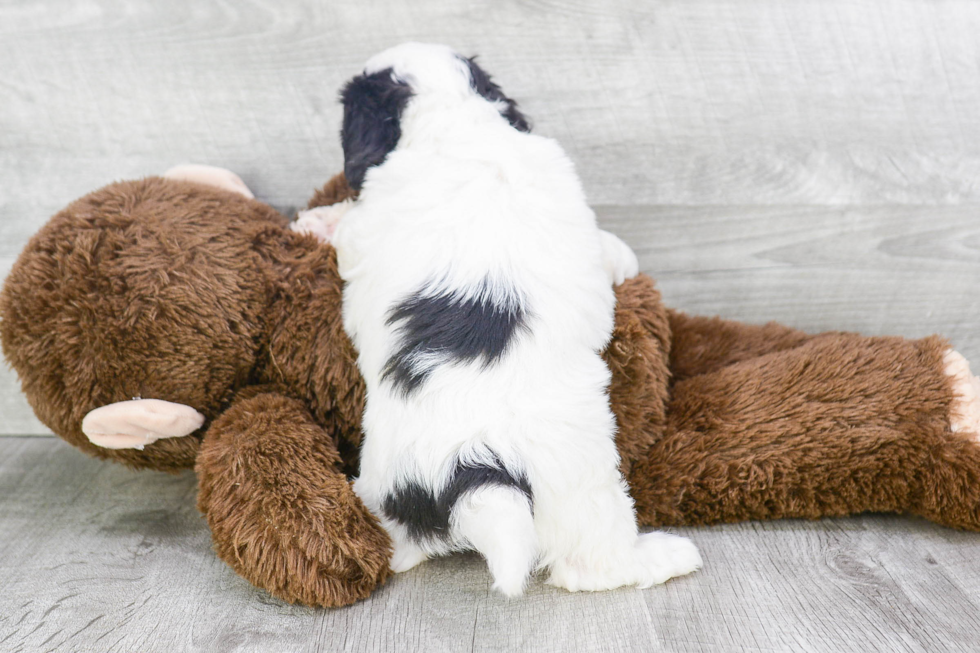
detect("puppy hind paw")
(546, 552), (643, 593)
(944, 350), (980, 439)
(390, 540), (429, 573)
(545, 559), (598, 592)
(632, 531), (702, 587)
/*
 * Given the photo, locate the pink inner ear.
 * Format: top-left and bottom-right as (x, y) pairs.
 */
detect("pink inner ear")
(82, 399), (205, 450)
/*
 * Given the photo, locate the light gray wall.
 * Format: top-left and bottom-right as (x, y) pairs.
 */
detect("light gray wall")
(3, 0), (979, 435)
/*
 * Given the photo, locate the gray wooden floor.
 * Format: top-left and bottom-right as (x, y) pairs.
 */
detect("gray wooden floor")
(4, 438), (980, 652)
(3, 0), (980, 651)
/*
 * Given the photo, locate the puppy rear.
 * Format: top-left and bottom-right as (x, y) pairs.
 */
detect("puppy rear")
(332, 43), (700, 595)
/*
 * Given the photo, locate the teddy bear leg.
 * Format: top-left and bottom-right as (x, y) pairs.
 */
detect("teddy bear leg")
(162, 164), (255, 199)
(629, 333), (980, 531)
(666, 309), (821, 382)
(196, 392), (392, 607)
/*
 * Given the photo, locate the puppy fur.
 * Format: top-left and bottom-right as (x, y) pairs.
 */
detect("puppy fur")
(332, 43), (700, 595)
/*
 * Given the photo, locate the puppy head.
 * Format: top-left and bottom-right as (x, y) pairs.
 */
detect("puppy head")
(340, 42), (530, 191)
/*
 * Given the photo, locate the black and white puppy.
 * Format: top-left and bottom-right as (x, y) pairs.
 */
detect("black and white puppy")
(295, 42), (701, 596)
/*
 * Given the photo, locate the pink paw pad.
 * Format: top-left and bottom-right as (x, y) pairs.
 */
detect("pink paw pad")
(944, 350), (980, 438)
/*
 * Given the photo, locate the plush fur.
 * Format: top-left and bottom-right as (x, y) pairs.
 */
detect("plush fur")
(330, 43), (698, 596)
(2, 169), (979, 608)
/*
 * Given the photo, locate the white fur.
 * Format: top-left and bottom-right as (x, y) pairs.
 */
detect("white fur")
(452, 485), (538, 596)
(334, 43), (701, 594)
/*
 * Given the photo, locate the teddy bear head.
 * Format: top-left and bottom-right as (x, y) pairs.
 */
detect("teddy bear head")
(0, 177), (295, 470)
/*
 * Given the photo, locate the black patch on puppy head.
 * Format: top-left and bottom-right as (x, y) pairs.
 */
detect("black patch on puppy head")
(381, 457), (533, 543)
(340, 68), (414, 191)
(383, 278), (528, 396)
(462, 56), (531, 133)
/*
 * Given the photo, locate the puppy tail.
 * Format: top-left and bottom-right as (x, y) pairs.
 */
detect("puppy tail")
(452, 484), (537, 597)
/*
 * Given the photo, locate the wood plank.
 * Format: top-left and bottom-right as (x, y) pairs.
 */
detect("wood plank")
(599, 204), (980, 361)
(3, 438), (980, 651)
(0, 0), (979, 226)
(642, 518), (980, 651)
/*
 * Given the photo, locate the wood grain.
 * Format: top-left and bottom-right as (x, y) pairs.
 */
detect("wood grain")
(2, 1), (980, 647)
(599, 204), (980, 361)
(2, 438), (979, 652)
(0, 0), (978, 213)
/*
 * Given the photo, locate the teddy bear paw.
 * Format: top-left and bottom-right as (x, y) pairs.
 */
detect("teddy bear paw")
(944, 349), (980, 439)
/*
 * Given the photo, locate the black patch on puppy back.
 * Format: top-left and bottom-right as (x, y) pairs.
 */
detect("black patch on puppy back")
(381, 480), (447, 541)
(462, 56), (531, 133)
(340, 68), (414, 191)
(383, 278), (528, 396)
(381, 458), (533, 542)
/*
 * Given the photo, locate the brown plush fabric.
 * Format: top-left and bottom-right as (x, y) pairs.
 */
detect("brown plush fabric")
(628, 333), (980, 530)
(665, 310), (818, 383)
(602, 276), (672, 477)
(2, 171), (974, 608)
(0, 177), (386, 605)
(196, 391), (391, 607)
(251, 229), (368, 475)
(0, 178), (287, 470)
(307, 173), (356, 209)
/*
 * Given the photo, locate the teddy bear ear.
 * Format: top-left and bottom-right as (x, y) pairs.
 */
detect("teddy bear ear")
(162, 164), (255, 199)
(81, 399), (205, 450)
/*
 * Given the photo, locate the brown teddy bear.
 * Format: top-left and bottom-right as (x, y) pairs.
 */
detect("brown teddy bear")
(3, 165), (980, 608)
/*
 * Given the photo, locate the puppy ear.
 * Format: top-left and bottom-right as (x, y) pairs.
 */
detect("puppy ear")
(462, 56), (531, 133)
(340, 68), (414, 191)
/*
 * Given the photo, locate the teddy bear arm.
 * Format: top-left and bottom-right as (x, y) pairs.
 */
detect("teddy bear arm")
(307, 173), (357, 210)
(196, 391), (392, 607)
(628, 333), (980, 531)
(666, 309), (821, 382)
